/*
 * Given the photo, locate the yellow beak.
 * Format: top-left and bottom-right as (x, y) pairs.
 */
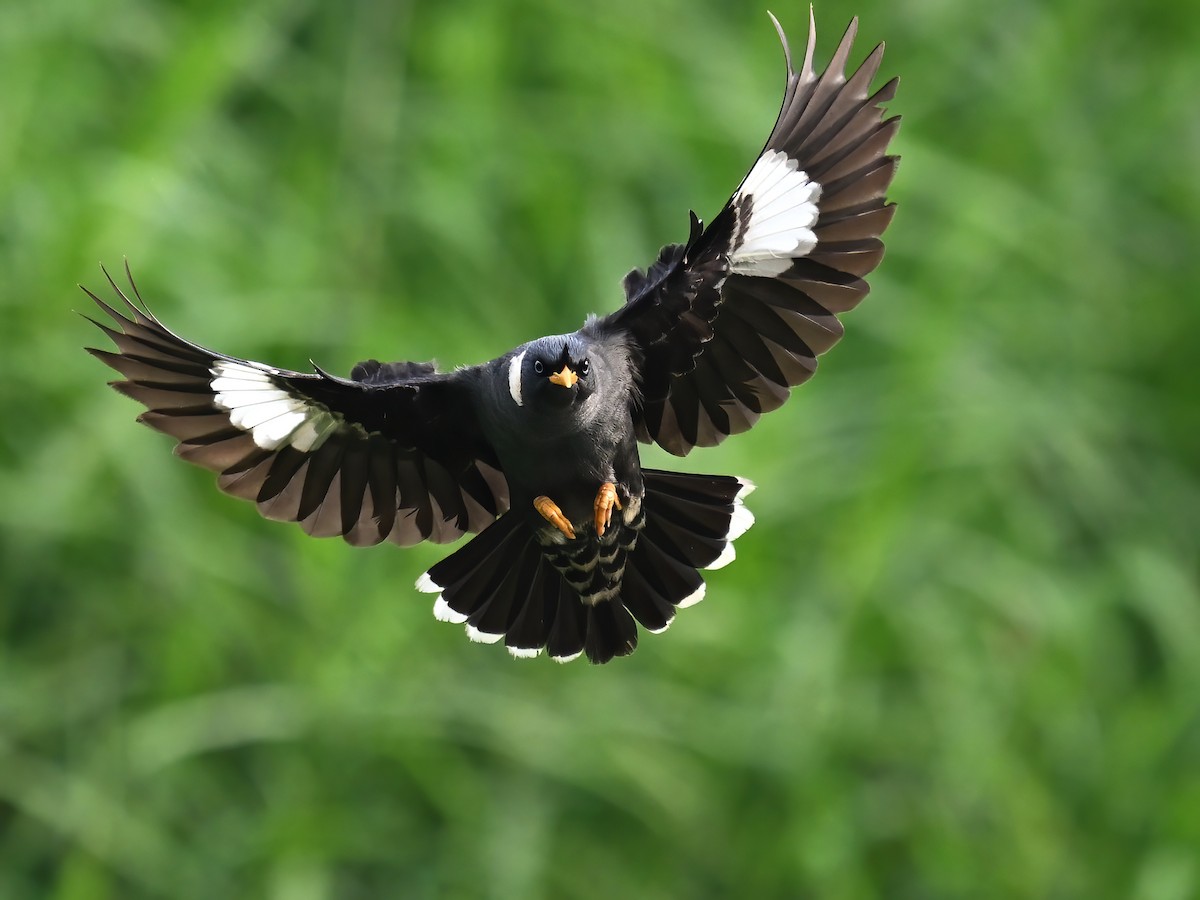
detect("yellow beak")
(548, 365), (578, 388)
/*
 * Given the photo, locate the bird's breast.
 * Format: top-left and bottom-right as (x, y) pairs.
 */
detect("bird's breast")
(488, 421), (623, 504)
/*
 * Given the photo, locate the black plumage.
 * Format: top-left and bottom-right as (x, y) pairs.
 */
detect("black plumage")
(86, 11), (899, 663)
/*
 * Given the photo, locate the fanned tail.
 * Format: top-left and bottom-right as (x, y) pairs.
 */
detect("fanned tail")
(620, 470), (754, 638)
(418, 469), (754, 664)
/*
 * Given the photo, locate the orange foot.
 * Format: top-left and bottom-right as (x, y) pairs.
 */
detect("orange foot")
(534, 495), (576, 540)
(594, 482), (623, 538)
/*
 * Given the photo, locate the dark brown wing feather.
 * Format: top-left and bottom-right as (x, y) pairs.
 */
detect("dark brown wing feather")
(85, 264), (508, 546)
(604, 12), (900, 456)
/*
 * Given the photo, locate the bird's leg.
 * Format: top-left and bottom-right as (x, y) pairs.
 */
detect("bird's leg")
(594, 482), (622, 538)
(534, 495), (576, 540)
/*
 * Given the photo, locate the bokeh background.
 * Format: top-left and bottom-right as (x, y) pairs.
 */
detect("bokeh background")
(2, 0), (1198, 896)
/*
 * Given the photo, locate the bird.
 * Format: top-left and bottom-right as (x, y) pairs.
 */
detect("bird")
(85, 9), (899, 664)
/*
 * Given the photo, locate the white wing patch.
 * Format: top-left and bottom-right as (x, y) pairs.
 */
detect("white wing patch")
(730, 150), (822, 276)
(210, 360), (339, 452)
(507, 349), (526, 407)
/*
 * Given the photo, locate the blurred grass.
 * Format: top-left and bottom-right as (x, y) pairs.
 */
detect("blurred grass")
(2, 0), (1199, 897)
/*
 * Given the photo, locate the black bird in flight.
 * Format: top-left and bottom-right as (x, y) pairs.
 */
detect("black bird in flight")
(86, 10), (899, 664)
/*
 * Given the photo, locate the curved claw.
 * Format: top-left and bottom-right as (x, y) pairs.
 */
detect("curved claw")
(534, 495), (576, 540)
(594, 482), (622, 538)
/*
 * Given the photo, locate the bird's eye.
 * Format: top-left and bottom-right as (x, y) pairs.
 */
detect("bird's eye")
(579, 359), (590, 377)
(533, 360), (544, 375)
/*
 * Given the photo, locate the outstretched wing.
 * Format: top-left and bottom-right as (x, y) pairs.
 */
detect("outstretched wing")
(602, 12), (900, 456)
(85, 265), (508, 546)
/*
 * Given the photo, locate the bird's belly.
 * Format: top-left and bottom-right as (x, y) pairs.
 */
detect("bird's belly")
(498, 433), (623, 521)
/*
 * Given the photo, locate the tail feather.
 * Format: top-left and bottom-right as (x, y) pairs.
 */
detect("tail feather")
(504, 563), (557, 658)
(419, 469), (755, 663)
(546, 579), (587, 662)
(620, 564), (676, 634)
(638, 469), (748, 502)
(421, 511), (527, 624)
(585, 603), (639, 665)
(642, 511), (726, 570)
(643, 488), (740, 540)
(628, 533), (706, 606)
(469, 542), (541, 641)
(648, 494), (729, 542)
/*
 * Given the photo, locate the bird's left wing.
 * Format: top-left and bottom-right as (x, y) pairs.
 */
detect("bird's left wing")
(85, 266), (508, 546)
(599, 12), (899, 455)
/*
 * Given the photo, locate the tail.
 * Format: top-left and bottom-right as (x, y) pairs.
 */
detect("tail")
(418, 470), (754, 664)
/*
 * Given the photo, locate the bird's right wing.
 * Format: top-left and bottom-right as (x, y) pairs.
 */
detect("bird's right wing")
(85, 266), (508, 546)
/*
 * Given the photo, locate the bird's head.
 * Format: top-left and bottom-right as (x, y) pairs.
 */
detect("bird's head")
(507, 334), (597, 413)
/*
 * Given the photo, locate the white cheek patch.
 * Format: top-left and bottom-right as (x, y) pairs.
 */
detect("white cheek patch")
(210, 360), (338, 452)
(507, 349), (526, 407)
(730, 149), (822, 276)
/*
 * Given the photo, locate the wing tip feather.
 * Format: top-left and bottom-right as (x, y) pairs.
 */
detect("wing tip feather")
(800, 5), (818, 80)
(767, 10), (794, 75)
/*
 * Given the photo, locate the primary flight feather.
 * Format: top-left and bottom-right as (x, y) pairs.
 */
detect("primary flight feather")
(86, 9), (900, 664)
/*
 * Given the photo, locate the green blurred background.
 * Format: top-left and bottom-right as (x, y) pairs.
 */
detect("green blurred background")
(2, 0), (1198, 896)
